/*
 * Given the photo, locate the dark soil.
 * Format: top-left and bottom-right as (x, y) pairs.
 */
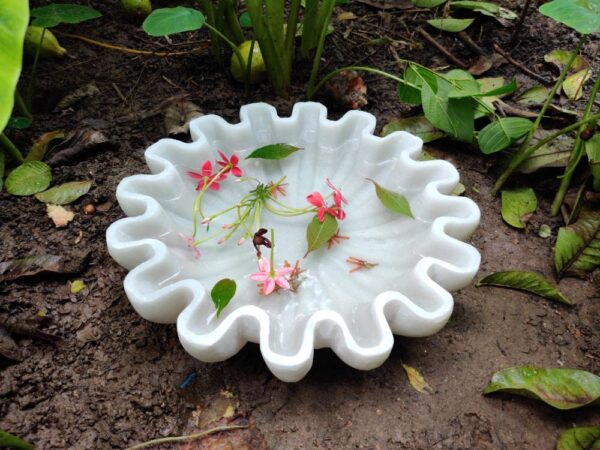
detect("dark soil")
(1, 1), (600, 449)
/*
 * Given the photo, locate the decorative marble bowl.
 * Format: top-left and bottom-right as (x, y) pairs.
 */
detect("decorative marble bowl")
(106, 102), (480, 382)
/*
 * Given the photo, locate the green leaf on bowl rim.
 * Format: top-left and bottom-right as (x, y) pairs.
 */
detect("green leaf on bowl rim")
(211, 278), (236, 317)
(245, 143), (301, 160)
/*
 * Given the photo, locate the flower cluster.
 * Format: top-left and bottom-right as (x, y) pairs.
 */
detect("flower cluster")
(307, 178), (348, 222)
(187, 151), (243, 191)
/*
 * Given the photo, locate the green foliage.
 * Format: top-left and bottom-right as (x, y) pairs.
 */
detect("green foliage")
(501, 187), (537, 228)
(368, 179), (413, 218)
(586, 133), (600, 191)
(477, 118), (533, 154)
(0, 430), (34, 450)
(427, 17), (474, 32)
(0, 0), (29, 134)
(35, 180), (92, 205)
(305, 214), (338, 255)
(539, 0), (600, 35)
(554, 208), (600, 278)
(210, 278), (236, 317)
(30, 3), (101, 28)
(477, 271), (571, 305)
(484, 366), (600, 410)
(143, 7), (205, 36)
(412, 0), (446, 6)
(556, 427), (600, 450)
(5, 161), (52, 196)
(246, 143), (300, 160)
(381, 116), (445, 143)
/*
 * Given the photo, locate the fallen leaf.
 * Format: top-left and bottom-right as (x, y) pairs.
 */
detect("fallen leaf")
(402, 363), (433, 394)
(47, 204), (74, 227)
(452, 182), (466, 196)
(563, 69), (592, 101)
(556, 426), (600, 450)
(46, 128), (113, 166)
(55, 82), (100, 111)
(0, 253), (88, 281)
(70, 279), (86, 294)
(381, 116), (445, 143)
(0, 327), (22, 361)
(25, 130), (65, 161)
(468, 53), (504, 76)
(477, 271), (571, 305)
(538, 224), (552, 238)
(5, 161), (52, 196)
(501, 187), (537, 228)
(484, 366), (600, 410)
(35, 180), (92, 205)
(163, 95), (203, 138)
(517, 130), (574, 173)
(555, 208), (600, 278)
(516, 85), (549, 106)
(336, 11), (357, 20)
(0, 316), (62, 344)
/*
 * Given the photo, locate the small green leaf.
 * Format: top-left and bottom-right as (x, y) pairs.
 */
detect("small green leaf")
(210, 278), (236, 317)
(544, 49), (590, 72)
(381, 116), (445, 143)
(484, 366), (600, 410)
(477, 118), (533, 154)
(70, 279), (86, 294)
(427, 17), (474, 32)
(31, 4), (102, 28)
(143, 7), (205, 36)
(397, 65), (424, 105)
(587, 133), (600, 191)
(7, 116), (32, 130)
(0, 429), (34, 450)
(367, 179), (413, 218)
(5, 161), (52, 196)
(412, 0), (446, 6)
(554, 208), (600, 278)
(501, 187), (537, 228)
(539, 0), (600, 35)
(556, 426), (600, 450)
(35, 180), (92, 205)
(239, 11), (252, 28)
(305, 214), (338, 256)
(516, 85), (549, 106)
(450, 0), (499, 14)
(245, 143), (300, 160)
(477, 271), (571, 305)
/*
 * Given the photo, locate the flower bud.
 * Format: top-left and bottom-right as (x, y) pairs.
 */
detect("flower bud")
(24, 26), (66, 59)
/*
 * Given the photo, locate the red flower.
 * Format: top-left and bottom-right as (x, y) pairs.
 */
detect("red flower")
(217, 150), (243, 177)
(187, 160), (226, 191)
(307, 192), (338, 222)
(326, 178), (348, 207)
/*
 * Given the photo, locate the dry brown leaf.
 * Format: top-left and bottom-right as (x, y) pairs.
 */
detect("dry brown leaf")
(47, 204), (74, 228)
(163, 95), (203, 138)
(402, 363), (433, 394)
(46, 128), (112, 166)
(0, 253), (89, 281)
(337, 11), (357, 20)
(25, 130), (66, 162)
(55, 82), (100, 111)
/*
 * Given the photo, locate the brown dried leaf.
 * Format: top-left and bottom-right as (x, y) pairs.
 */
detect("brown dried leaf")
(0, 253), (89, 282)
(163, 96), (203, 139)
(47, 204), (74, 227)
(55, 82), (100, 111)
(0, 327), (21, 361)
(46, 128), (113, 166)
(402, 363), (433, 394)
(25, 130), (66, 161)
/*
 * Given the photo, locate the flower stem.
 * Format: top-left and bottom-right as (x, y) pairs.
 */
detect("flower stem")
(124, 425), (248, 450)
(551, 70), (600, 215)
(492, 35), (588, 195)
(269, 228), (275, 277)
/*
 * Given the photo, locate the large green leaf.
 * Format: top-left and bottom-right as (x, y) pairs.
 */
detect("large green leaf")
(501, 187), (537, 228)
(397, 64), (435, 105)
(5, 161), (52, 196)
(30, 4), (101, 28)
(34, 180), (92, 205)
(143, 7), (205, 36)
(477, 271), (571, 305)
(484, 366), (600, 410)
(421, 78), (474, 143)
(557, 427), (600, 450)
(477, 118), (533, 154)
(539, 0), (600, 35)
(554, 208), (600, 278)
(381, 116), (445, 143)
(0, 0), (28, 134)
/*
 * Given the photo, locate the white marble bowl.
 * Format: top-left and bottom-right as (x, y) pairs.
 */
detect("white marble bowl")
(106, 102), (480, 382)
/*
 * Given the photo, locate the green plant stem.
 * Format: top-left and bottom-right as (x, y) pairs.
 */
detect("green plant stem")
(224, 0), (244, 45)
(284, 0), (301, 76)
(245, 39), (255, 93)
(198, 0), (223, 67)
(492, 34), (588, 195)
(551, 71), (600, 215)
(25, 27), (47, 110)
(124, 425), (248, 450)
(0, 134), (24, 163)
(269, 228), (275, 275)
(305, 0), (336, 98)
(14, 91), (32, 120)
(309, 65), (405, 99)
(203, 22), (248, 92)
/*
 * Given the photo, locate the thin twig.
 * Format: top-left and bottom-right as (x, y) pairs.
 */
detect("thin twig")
(417, 27), (468, 70)
(510, 0), (534, 47)
(124, 425), (248, 450)
(493, 43), (550, 84)
(457, 31), (484, 56)
(55, 31), (209, 57)
(111, 83), (128, 104)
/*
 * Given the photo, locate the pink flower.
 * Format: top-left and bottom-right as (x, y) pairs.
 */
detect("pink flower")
(250, 258), (294, 295)
(187, 160), (226, 191)
(326, 178), (348, 207)
(178, 232), (200, 260)
(217, 151), (243, 177)
(307, 192), (338, 222)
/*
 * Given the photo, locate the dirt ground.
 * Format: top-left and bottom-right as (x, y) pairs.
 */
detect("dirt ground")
(1, 1), (600, 449)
